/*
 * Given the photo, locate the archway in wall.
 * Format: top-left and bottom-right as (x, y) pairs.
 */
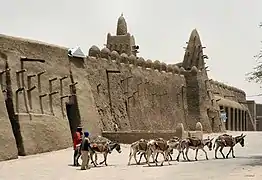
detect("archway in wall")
(65, 101), (81, 140)
(225, 107), (229, 130)
(242, 111), (245, 131)
(230, 108), (234, 130)
(238, 109), (241, 131)
(244, 111), (247, 130)
(234, 109), (238, 131)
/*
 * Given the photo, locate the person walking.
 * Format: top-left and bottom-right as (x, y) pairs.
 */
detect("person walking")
(73, 126), (83, 166)
(80, 131), (93, 170)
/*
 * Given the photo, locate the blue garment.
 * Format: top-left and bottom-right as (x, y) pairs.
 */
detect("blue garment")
(84, 131), (89, 137)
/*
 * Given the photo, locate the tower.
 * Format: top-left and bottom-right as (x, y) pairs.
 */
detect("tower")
(106, 14), (139, 56)
(182, 29), (206, 71)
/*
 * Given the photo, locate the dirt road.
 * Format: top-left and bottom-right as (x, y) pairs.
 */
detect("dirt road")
(0, 131), (262, 180)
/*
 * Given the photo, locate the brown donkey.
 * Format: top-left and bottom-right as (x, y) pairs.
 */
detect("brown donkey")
(177, 137), (214, 161)
(213, 133), (246, 159)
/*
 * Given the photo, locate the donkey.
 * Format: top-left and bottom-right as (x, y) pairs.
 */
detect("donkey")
(90, 141), (122, 166)
(155, 136), (181, 162)
(128, 139), (149, 165)
(177, 137), (214, 161)
(135, 138), (166, 164)
(213, 133), (246, 159)
(146, 138), (172, 166)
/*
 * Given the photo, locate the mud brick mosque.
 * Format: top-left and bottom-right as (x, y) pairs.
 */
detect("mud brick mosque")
(0, 14), (256, 161)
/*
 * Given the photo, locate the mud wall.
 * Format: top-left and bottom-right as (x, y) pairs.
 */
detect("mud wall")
(85, 54), (189, 132)
(102, 122), (203, 144)
(0, 32), (249, 160)
(209, 80), (246, 102)
(102, 130), (182, 144)
(209, 80), (255, 131)
(0, 34), (101, 157)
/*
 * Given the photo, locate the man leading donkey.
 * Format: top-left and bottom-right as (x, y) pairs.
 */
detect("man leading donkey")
(80, 131), (95, 170)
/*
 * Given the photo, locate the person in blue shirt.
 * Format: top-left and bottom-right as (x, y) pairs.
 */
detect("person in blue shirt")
(80, 131), (93, 170)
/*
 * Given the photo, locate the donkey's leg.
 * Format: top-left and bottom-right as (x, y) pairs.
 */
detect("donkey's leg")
(182, 150), (186, 160)
(167, 152), (171, 165)
(201, 148), (208, 160)
(90, 152), (97, 167)
(138, 152), (146, 164)
(143, 152), (147, 162)
(226, 147), (232, 158)
(168, 153), (172, 161)
(152, 152), (158, 166)
(155, 152), (159, 162)
(195, 149), (199, 161)
(128, 148), (134, 165)
(176, 150), (181, 162)
(185, 147), (190, 161)
(161, 152), (165, 166)
(99, 153), (106, 165)
(104, 153), (108, 166)
(163, 151), (171, 165)
(219, 147), (225, 159)
(137, 152), (143, 164)
(231, 147), (236, 158)
(95, 153), (99, 165)
(215, 145), (219, 159)
(151, 153), (155, 163)
(133, 150), (139, 164)
(146, 150), (152, 166)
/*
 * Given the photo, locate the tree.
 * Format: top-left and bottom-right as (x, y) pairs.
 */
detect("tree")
(246, 23), (262, 83)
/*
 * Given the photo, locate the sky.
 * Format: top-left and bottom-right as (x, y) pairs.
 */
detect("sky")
(1, 0), (262, 102)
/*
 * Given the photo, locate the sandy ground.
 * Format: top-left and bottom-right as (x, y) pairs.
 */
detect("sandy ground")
(0, 131), (262, 180)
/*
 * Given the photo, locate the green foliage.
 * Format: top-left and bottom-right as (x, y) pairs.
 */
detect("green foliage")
(246, 23), (262, 83)
(246, 62), (262, 83)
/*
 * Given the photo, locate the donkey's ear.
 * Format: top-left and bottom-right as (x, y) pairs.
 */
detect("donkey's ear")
(240, 133), (243, 137)
(242, 134), (246, 138)
(210, 137), (214, 141)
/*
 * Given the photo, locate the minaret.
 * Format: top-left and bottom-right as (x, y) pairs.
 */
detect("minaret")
(116, 13), (128, 35)
(106, 14), (139, 56)
(182, 29), (206, 71)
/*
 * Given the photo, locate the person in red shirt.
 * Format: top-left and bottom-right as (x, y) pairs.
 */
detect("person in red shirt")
(73, 126), (83, 166)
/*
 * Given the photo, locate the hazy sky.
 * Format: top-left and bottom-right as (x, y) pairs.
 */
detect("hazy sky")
(1, 0), (262, 102)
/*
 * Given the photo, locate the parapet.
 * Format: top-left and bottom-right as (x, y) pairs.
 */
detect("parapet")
(88, 45), (101, 57)
(209, 79), (246, 97)
(145, 59), (153, 69)
(128, 55), (136, 65)
(120, 53), (129, 64)
(101, 47), (111, 59)
(137, 57), (145, 67)
(161, 62), (167, 72)
(153, 60), (161, 71)
(87, 45), (185, 76)
(111, 50), (120, 60)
